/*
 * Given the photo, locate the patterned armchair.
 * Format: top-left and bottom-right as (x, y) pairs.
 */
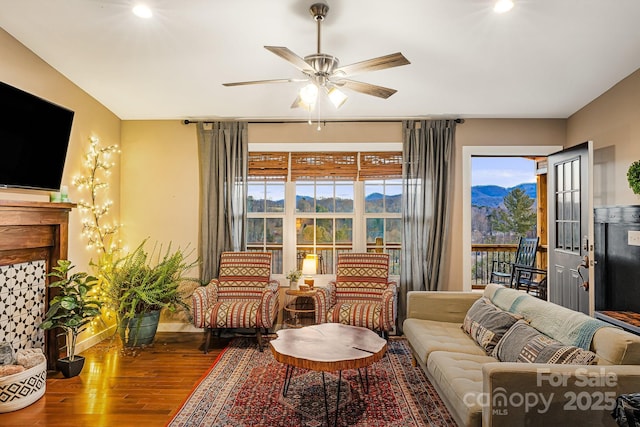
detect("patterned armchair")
(326, 253), (396, 338)
(192, 252), (279, 352)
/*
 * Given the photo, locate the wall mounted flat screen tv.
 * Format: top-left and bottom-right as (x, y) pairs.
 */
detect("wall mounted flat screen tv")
(0, 81), (74, 191)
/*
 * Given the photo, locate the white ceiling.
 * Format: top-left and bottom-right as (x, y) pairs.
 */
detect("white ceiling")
(2, 0), (640, 121)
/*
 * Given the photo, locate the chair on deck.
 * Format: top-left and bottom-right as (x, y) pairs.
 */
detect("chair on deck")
(513, 264), (548, 299)
(326, 253), (396, 338)
(489, 236), (539, 287)
(192, 252), (279, 353)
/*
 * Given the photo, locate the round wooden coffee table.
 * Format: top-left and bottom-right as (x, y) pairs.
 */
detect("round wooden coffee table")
(269, 323), (387, 427)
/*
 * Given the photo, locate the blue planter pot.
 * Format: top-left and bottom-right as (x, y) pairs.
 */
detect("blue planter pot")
(117, 310), (161, 347)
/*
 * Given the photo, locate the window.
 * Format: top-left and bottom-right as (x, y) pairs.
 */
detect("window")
(295, 180), (354, 274)
(247, 151), (402, 276)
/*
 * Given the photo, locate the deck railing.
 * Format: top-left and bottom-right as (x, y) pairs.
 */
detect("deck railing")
(471, 243), (547, 287)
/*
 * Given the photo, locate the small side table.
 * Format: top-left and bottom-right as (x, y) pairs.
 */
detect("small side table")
(283, 289), (319, 328)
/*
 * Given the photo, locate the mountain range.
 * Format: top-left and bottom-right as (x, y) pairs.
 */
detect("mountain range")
(472, 183), (537, 208)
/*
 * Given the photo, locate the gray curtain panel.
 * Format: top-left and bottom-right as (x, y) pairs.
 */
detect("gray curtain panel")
(197, 121), (248, 282)
(397, 119), (456, 332)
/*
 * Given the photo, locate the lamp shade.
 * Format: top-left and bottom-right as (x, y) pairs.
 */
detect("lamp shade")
(302, 256), (317, 275)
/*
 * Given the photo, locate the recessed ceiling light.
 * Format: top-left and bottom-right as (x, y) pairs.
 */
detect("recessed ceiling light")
(132, 4), (153, 19)
(494, 0), (514, 13)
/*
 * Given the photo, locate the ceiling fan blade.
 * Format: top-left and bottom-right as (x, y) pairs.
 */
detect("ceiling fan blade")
(223, 78), (307, 87)
(264, 46), (314, 73)
(338, 79), (398, 99)
(333, 52), (410, 77)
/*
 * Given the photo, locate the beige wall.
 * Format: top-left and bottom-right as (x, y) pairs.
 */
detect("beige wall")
(0, 28), (121, 273)
(119, 121), (199, 263)
(567, 68), (640, 207)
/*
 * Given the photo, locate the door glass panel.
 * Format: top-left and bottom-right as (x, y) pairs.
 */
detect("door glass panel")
(572, 191), (580, 221)
(564, 162), (572, 191)
(563, 192), (571, 221)
(556, 165), (563, 194)
(564, 222), (572, 249)
(572, 160), (580, 190)
(557, 221), (564, 249)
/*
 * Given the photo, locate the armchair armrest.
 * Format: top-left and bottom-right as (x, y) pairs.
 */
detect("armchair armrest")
(482, 362), (640, 427)
(381, 281), (397, 331)
(259, 279), (280, 328)
(192, 279), (219, 328)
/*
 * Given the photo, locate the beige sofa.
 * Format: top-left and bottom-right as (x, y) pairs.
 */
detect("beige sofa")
(403, 283), (640, 427)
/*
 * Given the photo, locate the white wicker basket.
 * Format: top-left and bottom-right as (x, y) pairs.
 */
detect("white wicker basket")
(0, 360), (46, 413)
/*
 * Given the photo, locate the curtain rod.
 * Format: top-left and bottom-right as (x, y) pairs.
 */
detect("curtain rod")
(182, 118), (465, 125)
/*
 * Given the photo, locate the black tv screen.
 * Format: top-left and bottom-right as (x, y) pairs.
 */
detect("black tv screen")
(0, 81), (74, 191)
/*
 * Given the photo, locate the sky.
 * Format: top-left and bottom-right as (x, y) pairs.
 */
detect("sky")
(472, 157), (536, 188)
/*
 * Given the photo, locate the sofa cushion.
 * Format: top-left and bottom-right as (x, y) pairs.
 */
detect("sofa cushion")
(462, 297), (520, 354)
(403, 318), (487, 366)
(493, 320), (598, 365)
(427, 351), (497, 427)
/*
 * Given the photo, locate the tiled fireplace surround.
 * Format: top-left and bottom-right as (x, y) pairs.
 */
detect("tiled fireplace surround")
(0, 261), (46, 353)
(0, 200), (74, 370)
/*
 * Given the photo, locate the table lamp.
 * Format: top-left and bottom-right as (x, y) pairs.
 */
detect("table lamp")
(302, 254), (317, 288)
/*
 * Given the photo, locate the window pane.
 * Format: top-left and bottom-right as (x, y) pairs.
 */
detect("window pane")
(386, 218), (402, 244)
(335, 218), (352, 243)
(270, 249), (283, 275)
(556, 193), (563, 221)
(316, 218), (333, 244)
(297, 218), (314, 244)
(386, 185), (402, 213)
(296, 184), (314, 213)
(366, 218), (384, 243)
(247, 183), (264, 213)
(266, 183), (285, 213)
(573, 222), (580, 252)
(247, 218), (264, 244)
(335, 184), (354, 213)
(365, 183), (384, 213)
(266, 218), (283, 244)
(563, 192), (571, 222)
(316, 184), (334, 213)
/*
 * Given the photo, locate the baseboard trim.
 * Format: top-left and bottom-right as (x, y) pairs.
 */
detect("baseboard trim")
(157, 322), (203, 333)
(74, 325), (116, 354)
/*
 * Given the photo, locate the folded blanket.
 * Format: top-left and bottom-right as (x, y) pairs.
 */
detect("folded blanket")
(489, 285), (612, 350)
(509, 293), (612, 350)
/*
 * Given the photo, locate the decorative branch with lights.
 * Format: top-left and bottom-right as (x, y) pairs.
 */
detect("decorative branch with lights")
(72, 136), (121, 258)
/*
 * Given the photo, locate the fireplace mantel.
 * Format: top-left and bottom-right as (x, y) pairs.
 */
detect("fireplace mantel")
(0, 199), (76, 369)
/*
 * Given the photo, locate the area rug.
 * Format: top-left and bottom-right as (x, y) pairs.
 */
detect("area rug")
(168, 337), (455, 427)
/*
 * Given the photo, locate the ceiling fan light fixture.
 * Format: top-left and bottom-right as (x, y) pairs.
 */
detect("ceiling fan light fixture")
(299, 83), (319, 106)
(327, 87), (348, 108)
(494, 0), (514, 13)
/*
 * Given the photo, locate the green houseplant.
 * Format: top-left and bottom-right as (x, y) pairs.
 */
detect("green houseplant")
(628, 160), (640, 195)
(102, 239), (198, 347)
(39, 260), (102, 378)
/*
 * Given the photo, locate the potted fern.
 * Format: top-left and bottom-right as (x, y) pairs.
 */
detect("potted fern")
(39, 260), (102, 377)
(102, 239), (198, 347)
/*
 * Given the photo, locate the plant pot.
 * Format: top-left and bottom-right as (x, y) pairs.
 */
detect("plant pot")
(117, 310), (161, 347)
(56, 356), (85, 378)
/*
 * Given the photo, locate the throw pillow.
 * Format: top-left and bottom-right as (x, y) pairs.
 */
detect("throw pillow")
(493, 320), (598, 365)
(462, 297), (521, 354)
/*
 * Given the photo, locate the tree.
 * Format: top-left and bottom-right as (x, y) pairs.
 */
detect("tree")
(490, 188), (537, 238)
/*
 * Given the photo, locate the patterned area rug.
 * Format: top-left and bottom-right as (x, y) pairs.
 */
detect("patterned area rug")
(168, 337), (455, 427)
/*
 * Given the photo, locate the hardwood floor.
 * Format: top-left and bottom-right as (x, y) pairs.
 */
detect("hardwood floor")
(0, 332), (232, 427)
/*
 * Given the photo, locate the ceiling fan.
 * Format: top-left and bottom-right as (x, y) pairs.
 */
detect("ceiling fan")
(223, 2), (410, 111)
